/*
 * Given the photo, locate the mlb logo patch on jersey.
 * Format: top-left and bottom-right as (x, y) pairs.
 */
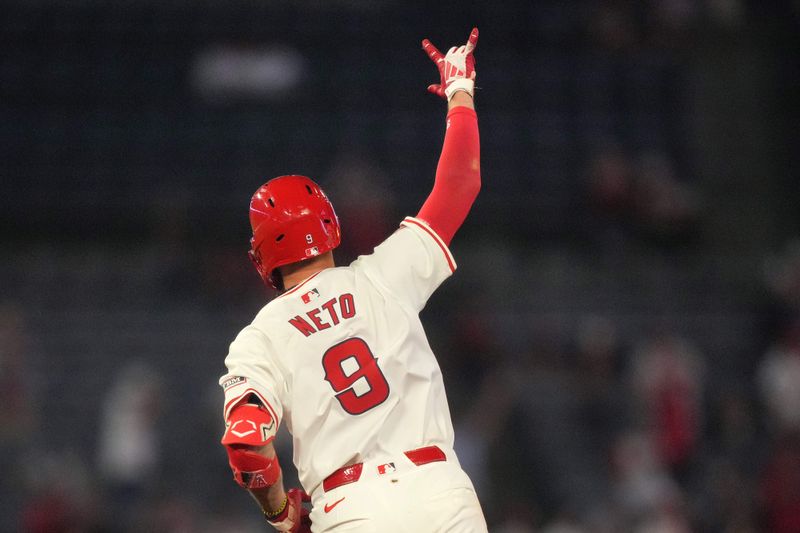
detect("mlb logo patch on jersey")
(377, 462), (396, 475)
(301, 288), (320, 304)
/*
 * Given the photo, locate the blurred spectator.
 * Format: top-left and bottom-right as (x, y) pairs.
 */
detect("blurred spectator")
(759, 432), (800, 533)
(758, 320), (800, 433)
(97, 360), (164, 524)
(631, 334), (704, 483)
(0, 302), (41, 531)
(20, 450), (105, 533)
(0, 301), (39, 444)
(610, 431), (687, 529)
(21, 490), (76, 533)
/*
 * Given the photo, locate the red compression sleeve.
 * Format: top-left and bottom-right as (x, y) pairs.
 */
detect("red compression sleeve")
(416, 106), (480, 246)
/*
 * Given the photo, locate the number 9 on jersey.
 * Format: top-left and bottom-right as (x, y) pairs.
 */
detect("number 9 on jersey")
(322, 338), (390, 415)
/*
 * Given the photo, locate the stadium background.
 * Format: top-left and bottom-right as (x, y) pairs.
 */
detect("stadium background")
(2, 1), (799, 531)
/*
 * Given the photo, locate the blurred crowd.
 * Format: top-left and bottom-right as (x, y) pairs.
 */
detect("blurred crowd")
(6, 194), (800, 532)
(2, 0), (799, 532)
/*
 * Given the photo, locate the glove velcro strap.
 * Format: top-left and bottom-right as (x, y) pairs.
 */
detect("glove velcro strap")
(445, 78), (474, 100)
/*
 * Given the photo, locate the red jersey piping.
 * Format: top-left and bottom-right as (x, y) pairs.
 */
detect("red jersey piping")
(401, 217), (456, 273)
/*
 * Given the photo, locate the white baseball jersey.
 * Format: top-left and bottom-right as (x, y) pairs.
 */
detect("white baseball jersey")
(219, 216), (458, 493)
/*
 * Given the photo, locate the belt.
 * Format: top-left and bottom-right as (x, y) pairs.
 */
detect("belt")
(322, 445), (447, 492)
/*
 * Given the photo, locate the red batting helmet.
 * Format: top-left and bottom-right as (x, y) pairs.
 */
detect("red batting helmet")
(248, 175), (341, 289)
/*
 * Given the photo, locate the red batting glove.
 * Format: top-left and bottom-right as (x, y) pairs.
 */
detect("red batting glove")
(267, 488), (312, 533)
(422, 27), (479, 100)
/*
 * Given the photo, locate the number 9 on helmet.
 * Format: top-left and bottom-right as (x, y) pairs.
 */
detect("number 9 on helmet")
(248, 175), (342, 290)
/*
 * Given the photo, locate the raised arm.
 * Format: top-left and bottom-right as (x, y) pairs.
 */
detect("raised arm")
(417, 28), (481, 246)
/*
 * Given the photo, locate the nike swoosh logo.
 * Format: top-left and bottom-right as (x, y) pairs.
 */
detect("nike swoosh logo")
(324, 497), (345, 513)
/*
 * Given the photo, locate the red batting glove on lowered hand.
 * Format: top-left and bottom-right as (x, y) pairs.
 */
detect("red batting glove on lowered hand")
(422, 27), (479, 100)
(267, 488), (312, 533)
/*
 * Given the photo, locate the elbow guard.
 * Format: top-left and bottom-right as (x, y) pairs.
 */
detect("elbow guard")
(222, 402), (281, 490)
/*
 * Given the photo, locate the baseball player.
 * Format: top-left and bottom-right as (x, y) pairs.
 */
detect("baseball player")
(219, 27), (486, 532)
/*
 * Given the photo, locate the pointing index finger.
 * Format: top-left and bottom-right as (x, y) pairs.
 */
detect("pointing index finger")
(422, 38), (444, 62)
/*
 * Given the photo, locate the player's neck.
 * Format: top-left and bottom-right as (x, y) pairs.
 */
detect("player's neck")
(280, 252), (335, 290)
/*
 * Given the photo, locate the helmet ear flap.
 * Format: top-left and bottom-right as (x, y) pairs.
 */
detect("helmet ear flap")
(248, 242), (267, 283)
(248, 239), (285, 291)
